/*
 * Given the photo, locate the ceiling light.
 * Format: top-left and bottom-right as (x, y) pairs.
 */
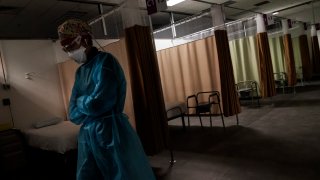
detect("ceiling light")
(272, 12), (279, 15)
(167, 0), (186, 6)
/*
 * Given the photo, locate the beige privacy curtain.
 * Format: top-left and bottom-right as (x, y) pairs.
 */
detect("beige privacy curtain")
(229, 36), (260, 85)
(157, 33), (240, 117)
(269, 36), (286, 74)
(125, 25), (168, 156)
(214, 30), (241, 117)
(283, 34), (297, 86)
(157, 36), (221, 107)
(257, 32), (276, 98)
(58, 59), (78, 117)
(58, 40), (136, 127)
(299, 35), (312, 80)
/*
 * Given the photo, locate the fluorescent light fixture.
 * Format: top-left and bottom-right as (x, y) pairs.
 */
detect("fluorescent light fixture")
(167, 0), (185, 6)
(272, 12), (279, 15)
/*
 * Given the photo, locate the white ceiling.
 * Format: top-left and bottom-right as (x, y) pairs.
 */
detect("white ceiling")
(0, 0), (319, 39)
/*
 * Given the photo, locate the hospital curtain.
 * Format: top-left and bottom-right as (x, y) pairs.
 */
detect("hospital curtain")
(256, 32), (276, 98)
(214, 30), (241, 117)
(311, 36), (320, 74)
(101, 39), (135, 127)
(283, 34), (297, 86)
(57, 40), (136, 127)
(292, 37), (302, 79)
(299, 35), (312, 80)
(157, 36), (221, 106)
(229, 36), (260, 85)
(269, 36), (286, 74)
(125, 25), (168, 156)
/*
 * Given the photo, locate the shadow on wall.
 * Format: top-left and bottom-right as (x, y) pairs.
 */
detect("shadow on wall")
(9, 85), (65, 129)
(0, 85), (12, 128)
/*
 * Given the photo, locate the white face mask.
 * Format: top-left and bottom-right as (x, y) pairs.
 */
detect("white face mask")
(68, 46), (87, 64)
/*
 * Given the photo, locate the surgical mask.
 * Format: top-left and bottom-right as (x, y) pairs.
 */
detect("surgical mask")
(68, 46), (87, 64)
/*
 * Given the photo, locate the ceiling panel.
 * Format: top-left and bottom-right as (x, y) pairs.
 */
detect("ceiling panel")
(224, 5), (247, 16)
(191, 0), (230, 4)
(0, 0), (319, 39)
(0, 0), (103, 39)
(85, 0), (122, 3)
(258, 0), (313, 13)
(281, 1), (320, 23)
(167, 0), (211, 14)
(227, 0), (313, 14)
(0, 0), (30, 7)
(223, 0), (259, 9)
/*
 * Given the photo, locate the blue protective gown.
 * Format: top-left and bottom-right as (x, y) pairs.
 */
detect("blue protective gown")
(69, 51), (156, 180)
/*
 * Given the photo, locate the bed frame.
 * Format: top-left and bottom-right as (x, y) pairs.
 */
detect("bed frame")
(26, 147), (77, 180)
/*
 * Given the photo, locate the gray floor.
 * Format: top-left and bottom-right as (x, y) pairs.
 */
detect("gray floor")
(150, 83), (320, 180)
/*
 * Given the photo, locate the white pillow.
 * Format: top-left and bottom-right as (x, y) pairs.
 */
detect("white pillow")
(33, 117), (62, 129)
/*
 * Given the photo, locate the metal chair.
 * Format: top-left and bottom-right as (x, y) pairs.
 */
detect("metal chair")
(166, 102), (186, 131)
(235, 80), (260, 106)
(186, 94), (198, 126)
(274, 72), (288, 94)
(186, 91), (225, 130)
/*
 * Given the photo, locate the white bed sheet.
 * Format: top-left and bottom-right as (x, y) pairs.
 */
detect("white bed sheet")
(23, 121), (80, 154)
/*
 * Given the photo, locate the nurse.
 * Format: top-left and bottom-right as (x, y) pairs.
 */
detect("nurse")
(57, 19), (156, 180)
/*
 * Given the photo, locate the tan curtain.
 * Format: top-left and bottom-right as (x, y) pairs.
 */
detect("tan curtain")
(125, 25), (168, 156)
(283, 34), (297, 86)
(299, 35), (312, 80)
(57, 59), (79, 118)
(214, 30), (241, 117)
(156, 36), (221, 111)
(256, 32), (276, 98)
(311, 36), (320, 74)
(57, 40), (136, 127)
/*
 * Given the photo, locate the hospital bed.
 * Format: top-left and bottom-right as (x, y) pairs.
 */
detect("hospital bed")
(23, 120), (79, 154)
(22, 120), (80, 180)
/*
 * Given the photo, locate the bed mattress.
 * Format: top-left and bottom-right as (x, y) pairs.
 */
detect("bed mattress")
(23, 121), (80, 154)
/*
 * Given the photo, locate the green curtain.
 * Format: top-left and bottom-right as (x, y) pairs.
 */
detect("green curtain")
(229, 36), (260, 86)
(269, 36), (286, 74)
(269, 36), (303, 80)
(292, 37), (303, 79)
